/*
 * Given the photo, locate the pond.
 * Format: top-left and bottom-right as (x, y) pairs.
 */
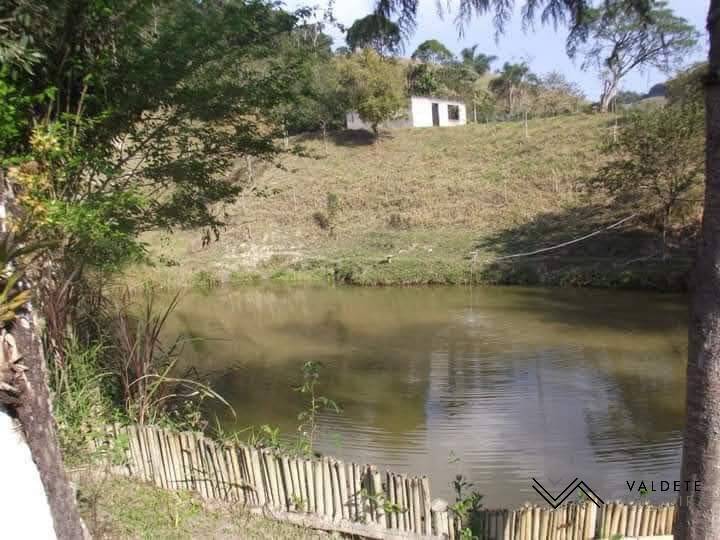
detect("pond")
(167, 285), (687, 508)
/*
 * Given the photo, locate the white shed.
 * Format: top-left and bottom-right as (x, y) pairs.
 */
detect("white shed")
(346, 96), (467, 131)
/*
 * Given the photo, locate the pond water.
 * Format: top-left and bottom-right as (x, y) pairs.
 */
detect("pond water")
(167, 285), (687, 508)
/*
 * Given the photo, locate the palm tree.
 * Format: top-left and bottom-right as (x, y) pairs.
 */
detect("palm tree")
(459, 45), (497, 76)
(488, 62), (536, 115)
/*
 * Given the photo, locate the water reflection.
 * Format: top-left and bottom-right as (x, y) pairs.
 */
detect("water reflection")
(167, 286), (687, 507)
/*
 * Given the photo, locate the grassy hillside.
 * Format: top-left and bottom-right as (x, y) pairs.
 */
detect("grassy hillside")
(132, 114), (693, 291)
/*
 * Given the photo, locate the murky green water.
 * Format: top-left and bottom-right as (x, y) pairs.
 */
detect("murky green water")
(167, 285), (687, 507)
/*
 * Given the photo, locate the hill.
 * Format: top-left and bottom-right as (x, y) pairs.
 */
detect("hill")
(132, 114), (692, 291)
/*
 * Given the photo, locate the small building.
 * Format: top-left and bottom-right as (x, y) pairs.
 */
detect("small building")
(346, 96), (467, 131)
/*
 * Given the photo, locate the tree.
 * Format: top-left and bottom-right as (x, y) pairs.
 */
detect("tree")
(591, 104), (704, 253)
(339, 49), (406, 137)
(346, 13), (404, 56)
(407, 63), (442, 96)
(372, 1), (719, 536)
(460, 45), (497, 76)
(0, 0), (306, 536)
(531, 72), (585, 116)
(488, 62), (538, 116)
(412, 39), (455, 64)
(568, 1), (699, 112)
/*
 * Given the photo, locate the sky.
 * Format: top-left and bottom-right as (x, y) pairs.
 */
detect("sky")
(285, 0), (709, 100)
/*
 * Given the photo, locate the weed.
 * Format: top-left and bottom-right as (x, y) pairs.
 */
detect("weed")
(451, 474), (485, 539)
(191, 270), (220, 291)
(295, 360), (341, 456)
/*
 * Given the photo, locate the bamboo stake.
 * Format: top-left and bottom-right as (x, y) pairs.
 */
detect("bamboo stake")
(305, 459), (315, 514)
(251, 447), (267, 506)
(396, 474), (406, 532)
(539, 506), (548, 540)
(241, 446), (256, 505)
(179, 431), (194, 492)
(412, 477), (422, 533)
(371, 467), (385, 527)
(138, 427), (155, 486)
(349, 464), (358, 522)
(159, 428), (175, 490)
(314, 459), (324, 516)
(618, 504), (628, 538)
(505, 509), (514, 540)
(223, 446), (239, 502)
(666, 503), (675, 534)
(148, 428), (166, 489)
(160, 429), (176, 490)
(280, 455), (292, 509)
(649, 506), (658, 536)
(330, 459), (342, 520)
(532, 506), (540, 539)
(387, 472), (397, 529)
(626, 503), (636, 538)
(127, 425), (144, 481)
(405, 477), (415, 532)
(297, 457), (308, 512)
(262, 450), (277, 508)
(322, 458), (333, 518)
(639, 504), (650, 537)
(338, 460), (349, 520)
(198, 436), (217, 499)
(210, 441), (228, 500)
(168, 431), (184, 490)
(421, 476), (432, 535)
(194, 434), (211, 499)
(609, 502), (621, 537)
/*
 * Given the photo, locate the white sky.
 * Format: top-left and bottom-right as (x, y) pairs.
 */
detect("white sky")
(284, 0), (709, 100)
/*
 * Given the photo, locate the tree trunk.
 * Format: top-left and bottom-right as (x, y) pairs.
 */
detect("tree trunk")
(676, 2), (720, 539)
(0, 175), (86, 539)
(599, 75), (620, 113)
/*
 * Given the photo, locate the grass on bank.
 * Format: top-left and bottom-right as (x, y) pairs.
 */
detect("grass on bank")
(76, 474), (329, 540)
(128, 114), (694, 291)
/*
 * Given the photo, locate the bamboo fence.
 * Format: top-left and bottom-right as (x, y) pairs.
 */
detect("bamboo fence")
(95, 424), (677, 540)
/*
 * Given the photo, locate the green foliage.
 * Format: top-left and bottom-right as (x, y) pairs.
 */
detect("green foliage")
(451, 474), (485, 537)
(489, 62), (538, 115)
(1, 0), (306, 287)
(109, 288), (231, 429)
(412, 39), (455, 64)
(295, 360), (340, 456)
(667, 63), (706, 108)
(592, 103), (704, 246)
(568, 1), (699, 109)
(339, 49), (407, 136)
(460, 45), (497, 76)
(346, 13), (404, 56)
(407, 63), (441, 96)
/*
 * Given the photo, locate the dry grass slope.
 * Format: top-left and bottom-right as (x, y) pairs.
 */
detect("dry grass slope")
(133, 114), (691, 290)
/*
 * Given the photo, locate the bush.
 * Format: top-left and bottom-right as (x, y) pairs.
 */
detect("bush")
(312, 211), (330, 230)
(51, 339), (115, 463)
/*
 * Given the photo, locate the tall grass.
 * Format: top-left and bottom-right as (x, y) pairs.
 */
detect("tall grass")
(109, 287), (231, 429)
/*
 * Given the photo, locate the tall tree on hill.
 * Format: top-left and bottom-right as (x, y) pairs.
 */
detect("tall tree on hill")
(489, 62), (538, 116)
(460, 45), (497, 76)
(412, 39), (455, 64)
(567, 1), (698, 112)
(374, 0), (720, 537)
(346, 13), (404, 56)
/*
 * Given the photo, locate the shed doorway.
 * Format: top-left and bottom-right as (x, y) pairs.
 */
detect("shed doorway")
(431, 103), (440, 126)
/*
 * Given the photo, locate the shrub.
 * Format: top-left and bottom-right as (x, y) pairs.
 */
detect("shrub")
(312, 211), (330, 230)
